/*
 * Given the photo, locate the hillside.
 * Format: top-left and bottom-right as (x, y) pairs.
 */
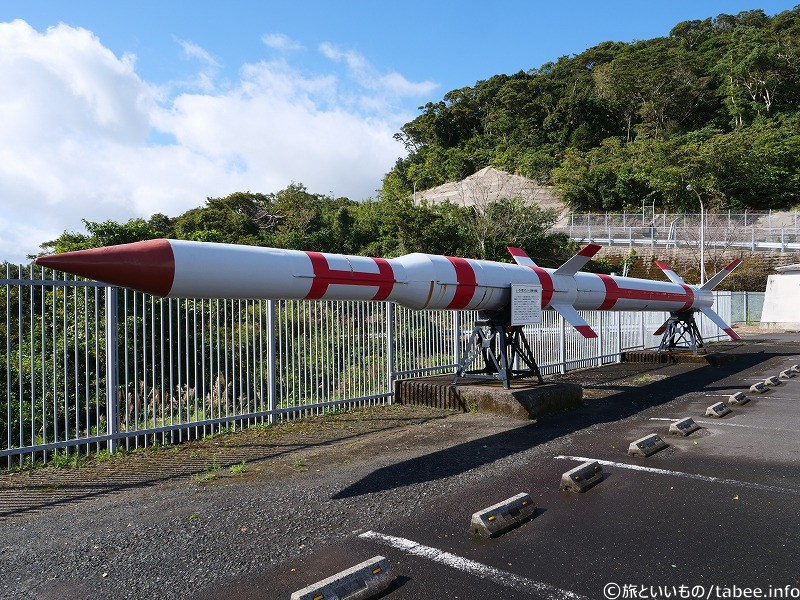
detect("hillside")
(382, 7), (800, 213)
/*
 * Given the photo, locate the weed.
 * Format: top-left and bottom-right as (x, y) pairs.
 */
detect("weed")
(193, 455), (222, 483)
(49, 450), (87, 469)
(188, 512), (200, 520)
(193, 471), (219, 484)
(206, 455), (222, 473)
(229, 461), (247, 475)
(11, 455), (43, 472)
(94, 449), (113, 463)
(290, 458), (308, 472)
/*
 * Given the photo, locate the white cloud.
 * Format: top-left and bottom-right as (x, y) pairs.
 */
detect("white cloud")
(262, 33), (303, 52)
(178, 39), (220, 67)
(319, 42), (438, 97)
(0, 21), (437, 262)
(176, 38), (221, 92)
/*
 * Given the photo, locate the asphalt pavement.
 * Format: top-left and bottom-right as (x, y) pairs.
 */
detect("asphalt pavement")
(2, 333), (799, 600)
(203, 334), (800, 600)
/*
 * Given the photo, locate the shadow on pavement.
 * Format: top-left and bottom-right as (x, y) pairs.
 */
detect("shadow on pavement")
(332, 347), (783, 499)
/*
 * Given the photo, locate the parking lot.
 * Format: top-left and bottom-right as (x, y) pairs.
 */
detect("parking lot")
(2, 333), (798, 600)
(202, 334), (800, 600)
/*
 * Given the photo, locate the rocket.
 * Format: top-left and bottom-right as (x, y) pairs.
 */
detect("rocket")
(34, 238), (741, 341)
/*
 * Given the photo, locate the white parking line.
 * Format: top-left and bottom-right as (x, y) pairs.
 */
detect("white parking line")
(555, 455), (800, 495)
(358, 530), (589, 600)
(648, 417), (798, 432)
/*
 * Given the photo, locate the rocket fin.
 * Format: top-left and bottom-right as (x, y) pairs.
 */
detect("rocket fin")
(553, 244), (602, 277)
(699, 307), (741, 341)
(506, 246), (537, 267)
(654, 260), (685, 284)
(653, 319), (670, 336)
(552, 304), (598, 339)
(700, 258), (743, 291)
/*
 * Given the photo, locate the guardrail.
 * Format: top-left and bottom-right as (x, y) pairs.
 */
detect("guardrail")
(1, 265), (732, 466)
(552, 211), (800, 253)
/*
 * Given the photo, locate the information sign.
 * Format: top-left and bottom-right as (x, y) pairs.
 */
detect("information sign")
(511, 284), (542, 326)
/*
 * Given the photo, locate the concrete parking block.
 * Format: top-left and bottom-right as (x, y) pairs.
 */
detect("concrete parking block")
(628, 434), (669, 457)
(470, 492), (536, 537)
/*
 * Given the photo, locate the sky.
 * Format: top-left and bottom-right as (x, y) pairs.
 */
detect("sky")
(0, 1), (797, 262)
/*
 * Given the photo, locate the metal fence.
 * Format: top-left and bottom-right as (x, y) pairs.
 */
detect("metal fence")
(553, 211), (800, 252)
(730, 291), (765, 325)
(2, 265), (733, 466)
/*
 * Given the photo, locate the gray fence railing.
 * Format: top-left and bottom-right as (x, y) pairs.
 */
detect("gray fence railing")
(2, 265), (733, 466)
(553, 211), (800, 253)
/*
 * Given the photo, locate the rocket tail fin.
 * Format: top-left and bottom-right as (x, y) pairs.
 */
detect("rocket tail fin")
(506, 246), (537, 267)
(700, 307), (741, 341)
(654, 260), (685, 284)
(552, 304), (598, 339)
(553, 244), (602, 277)
(654, 319), (670, 336)
(700, 258), (743, 291)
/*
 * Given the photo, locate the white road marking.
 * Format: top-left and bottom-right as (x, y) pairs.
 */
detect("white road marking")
(648, 417), (798, 432)
(358, 530), (589, 600)
(555, 455), (800, 495)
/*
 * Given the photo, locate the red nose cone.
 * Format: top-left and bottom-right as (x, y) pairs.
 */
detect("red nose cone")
(36, 239), (176, 296)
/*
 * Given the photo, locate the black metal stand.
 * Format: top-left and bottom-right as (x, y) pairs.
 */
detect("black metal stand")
(658, 311), (705, 354)
(454, 311), (543, 390)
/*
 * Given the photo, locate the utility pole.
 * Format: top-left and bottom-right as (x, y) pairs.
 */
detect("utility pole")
(687, 184), (705, 284)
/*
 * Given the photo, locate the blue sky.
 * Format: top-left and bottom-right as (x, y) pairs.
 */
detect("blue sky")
(6, 1), (797, 99)
(0, 1), (797, 261)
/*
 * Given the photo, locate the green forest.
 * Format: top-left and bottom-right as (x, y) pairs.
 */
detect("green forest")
(385, 7), (800, 212)
(38, 7), (800, 264)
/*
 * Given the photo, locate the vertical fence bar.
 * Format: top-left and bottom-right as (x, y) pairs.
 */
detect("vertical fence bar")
(266, 299), (276, 424)
(105, 287), (119, 453)
(452, 310), (460, 368)
(5, 264), (11, 467)
(386, 302), (395, 401)
(639, 311), (646, 349)
(558, 314), (566, 374)
(597, 311), (604, 366)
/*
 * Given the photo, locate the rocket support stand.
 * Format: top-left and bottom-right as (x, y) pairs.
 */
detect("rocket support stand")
(454, 312), (544, 390)
(658, 310), (706, 354)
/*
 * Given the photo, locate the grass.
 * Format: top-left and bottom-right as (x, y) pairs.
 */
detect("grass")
(193, 455), (222, 483)
(50, 450), (88, 469)
(229, 461), (247, 475)
(94, 449), (114, 463)
(290, 458), (308, 472)
(629, 374), (668, 385)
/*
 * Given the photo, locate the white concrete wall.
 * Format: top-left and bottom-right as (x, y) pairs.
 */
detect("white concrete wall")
(760, 272), (800, 328)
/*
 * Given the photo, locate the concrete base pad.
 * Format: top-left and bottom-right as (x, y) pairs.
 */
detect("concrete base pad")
(622, 350), (737, 365)
(394, 376), (583, 421)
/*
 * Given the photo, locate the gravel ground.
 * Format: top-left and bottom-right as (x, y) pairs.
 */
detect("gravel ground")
(1, 405), (524, 599)
(0, 334), (788, 599)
